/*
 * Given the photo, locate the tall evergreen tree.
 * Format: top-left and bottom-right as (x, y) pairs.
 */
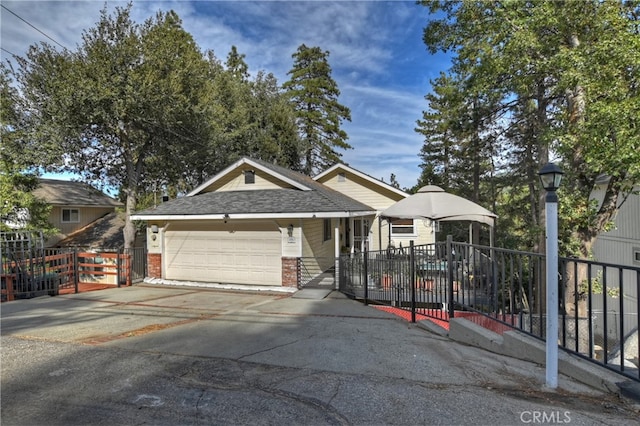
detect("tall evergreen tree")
(283, 44), (352, 175)
(249, 71), (301, 169)
(225, 45), (249, 82)
(415, 71), (500, 244)
(12, 5), (211, 248)
(415, 73), (461, 190)
(419, 0), (640, 258)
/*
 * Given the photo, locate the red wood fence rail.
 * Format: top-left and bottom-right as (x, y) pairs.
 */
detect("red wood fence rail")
(1, 251), (132, 302)
(77, 252), (132, 287)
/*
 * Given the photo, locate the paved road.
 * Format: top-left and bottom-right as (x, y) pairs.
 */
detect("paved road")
(1, 285), (638, 425)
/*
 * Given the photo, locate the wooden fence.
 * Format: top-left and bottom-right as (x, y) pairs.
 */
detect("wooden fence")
(1, 248), (144, 302)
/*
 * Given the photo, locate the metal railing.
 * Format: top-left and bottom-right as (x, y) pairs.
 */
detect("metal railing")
(298, 257), (336, 288)
(339, 236), (639, 381)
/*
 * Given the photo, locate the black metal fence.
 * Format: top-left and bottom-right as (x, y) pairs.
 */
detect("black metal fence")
(2, 234), (146, 301)
(339, 236), (640, 381)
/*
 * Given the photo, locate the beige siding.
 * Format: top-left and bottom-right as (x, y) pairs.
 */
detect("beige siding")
(302, 218), (335, 259)
(300, 218), (336, 277)
(47, 206), (114, 246)
(318, 170), (434, 250)
(373, 216), (434, 250)
(319, 171), (404, 209)
(200, 169), (297, 193)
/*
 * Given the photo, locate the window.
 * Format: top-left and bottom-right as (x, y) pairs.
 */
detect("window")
(244, 170), (255, 184)
(323, 219), (332, 241)
(634, 247), (640, 265)
(390, 219), (415, 236)
(62, 208), (79, 223)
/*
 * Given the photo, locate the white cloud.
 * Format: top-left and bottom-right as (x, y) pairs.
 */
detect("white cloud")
(1, 0), (448, 189)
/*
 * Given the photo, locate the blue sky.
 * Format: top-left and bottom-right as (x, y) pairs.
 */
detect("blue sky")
(1, 0), (451, 189)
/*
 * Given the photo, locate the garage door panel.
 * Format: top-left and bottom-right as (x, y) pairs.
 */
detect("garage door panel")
(164, 223), (281, 286)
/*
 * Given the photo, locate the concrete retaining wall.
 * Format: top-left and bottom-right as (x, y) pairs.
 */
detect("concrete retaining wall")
(436, 317), (637, 398)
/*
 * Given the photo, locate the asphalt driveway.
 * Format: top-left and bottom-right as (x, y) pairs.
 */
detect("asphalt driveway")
(1, 285), (638, 425)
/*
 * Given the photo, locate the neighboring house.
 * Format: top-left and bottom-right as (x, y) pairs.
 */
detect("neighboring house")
(590, 177), (639, 344)
(131, 157), (436, 287)
(33, 179), (123, 247)
(56, 211), (146, 249)
(591, 178), (640, 269)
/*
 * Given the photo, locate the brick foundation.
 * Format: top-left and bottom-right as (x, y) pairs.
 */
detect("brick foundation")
(281, 257), (299, 287)
(147, 253), (162, 278)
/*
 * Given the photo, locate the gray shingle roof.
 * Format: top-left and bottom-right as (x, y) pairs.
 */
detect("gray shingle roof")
(135, 159), (374, 217)
(136, 188), (372, 216)
(34, 179), (122, 207)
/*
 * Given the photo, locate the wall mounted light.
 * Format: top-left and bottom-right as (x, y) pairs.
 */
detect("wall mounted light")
(287, 224), (294, 238)
(150, 225), (159, 234)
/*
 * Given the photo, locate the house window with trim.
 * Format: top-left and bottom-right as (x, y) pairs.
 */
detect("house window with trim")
(323, 219), (332, 241)
(244, 170), (255, 184)
(62, 208), (79, 223)
(390, 219), (415, 236)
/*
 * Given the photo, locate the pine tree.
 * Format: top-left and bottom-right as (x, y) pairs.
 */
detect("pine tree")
(283, 44), (352, 175)
(419, 0), (640, 256)
(225, 45), (249, 82)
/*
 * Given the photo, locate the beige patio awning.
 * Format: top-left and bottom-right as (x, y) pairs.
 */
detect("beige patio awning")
(380, 185), (497, 227)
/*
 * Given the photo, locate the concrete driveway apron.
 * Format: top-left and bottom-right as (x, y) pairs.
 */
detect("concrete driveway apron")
(1, 285), (637, 425)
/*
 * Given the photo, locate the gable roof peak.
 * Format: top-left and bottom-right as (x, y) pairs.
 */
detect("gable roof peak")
(314, 163), (408, 198)
(187, 157), (312, 196)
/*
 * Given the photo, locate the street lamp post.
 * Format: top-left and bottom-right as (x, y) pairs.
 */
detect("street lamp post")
(538, 162), (564, 389)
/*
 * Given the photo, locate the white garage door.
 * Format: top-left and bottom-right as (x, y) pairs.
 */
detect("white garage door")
(164, 221), (282, 286)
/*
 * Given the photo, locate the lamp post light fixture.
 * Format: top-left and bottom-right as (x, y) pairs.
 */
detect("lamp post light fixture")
(538, 162), (564, 389)
(539, 163), (564, 195)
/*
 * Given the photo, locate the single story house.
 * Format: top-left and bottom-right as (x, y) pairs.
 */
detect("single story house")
(33, 179), (123, 247)
(131, 157), (436, 287)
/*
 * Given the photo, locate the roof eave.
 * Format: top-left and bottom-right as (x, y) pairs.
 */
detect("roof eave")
(131, 210), (378, 221)
(48, 203), (123, 208)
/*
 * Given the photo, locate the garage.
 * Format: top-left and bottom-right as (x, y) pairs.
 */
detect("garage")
(164, 221), (282, 286)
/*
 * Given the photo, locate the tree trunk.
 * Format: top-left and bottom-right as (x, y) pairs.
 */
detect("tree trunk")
(563, 32), (588, 316)
(123, 189), (137, 249)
